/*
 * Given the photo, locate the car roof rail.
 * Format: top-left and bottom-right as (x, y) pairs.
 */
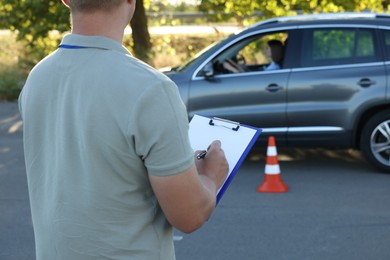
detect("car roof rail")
(249, 12), (390, 29)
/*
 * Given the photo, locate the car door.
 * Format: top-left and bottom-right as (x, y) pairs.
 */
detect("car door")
(186, 31), (291, 143)
(286, 26), (386, 147)
(382, 29), (390, 98)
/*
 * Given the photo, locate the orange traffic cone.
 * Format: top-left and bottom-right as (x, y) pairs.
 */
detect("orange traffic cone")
(257, 136), (288, 193)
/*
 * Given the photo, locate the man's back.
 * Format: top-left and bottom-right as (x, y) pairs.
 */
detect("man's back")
(20, 1), (229, 259)
(19, 34), (194, 259)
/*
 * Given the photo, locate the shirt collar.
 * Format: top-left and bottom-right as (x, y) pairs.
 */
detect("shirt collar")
(60, 34), (132, 56)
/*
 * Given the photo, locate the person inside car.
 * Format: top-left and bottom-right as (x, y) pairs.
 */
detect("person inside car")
(264, 39), (284, 71)
(222, 39), (284, 73)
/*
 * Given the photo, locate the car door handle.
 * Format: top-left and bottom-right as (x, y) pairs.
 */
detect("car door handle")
(358, 78), (376, 88)
(266, 84), (283, 92)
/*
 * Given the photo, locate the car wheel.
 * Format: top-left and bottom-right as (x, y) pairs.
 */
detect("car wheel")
(361, 110), (390, 173)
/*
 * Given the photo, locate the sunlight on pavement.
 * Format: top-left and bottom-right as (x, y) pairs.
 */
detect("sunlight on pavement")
(8, 120), (22, 134)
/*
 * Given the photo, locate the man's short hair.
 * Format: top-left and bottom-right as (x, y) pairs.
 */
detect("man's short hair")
(67, 0), (124, 12)
(267, 39), (283, 48)
(267, 39), (284, 64)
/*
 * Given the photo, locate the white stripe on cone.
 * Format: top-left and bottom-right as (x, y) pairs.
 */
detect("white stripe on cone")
(267, 146), (277, 156)
(265, 164), (280, 175)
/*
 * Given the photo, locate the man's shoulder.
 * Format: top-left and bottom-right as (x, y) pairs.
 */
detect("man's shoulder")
(119, 55), (173, 85)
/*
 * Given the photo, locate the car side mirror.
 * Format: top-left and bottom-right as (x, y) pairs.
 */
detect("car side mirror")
(202, 62), (215, 79)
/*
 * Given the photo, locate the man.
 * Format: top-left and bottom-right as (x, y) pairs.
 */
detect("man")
(18, 0), (229, 259)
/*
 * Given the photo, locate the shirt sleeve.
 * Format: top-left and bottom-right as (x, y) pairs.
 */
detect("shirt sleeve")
(129, 77), (194, 177)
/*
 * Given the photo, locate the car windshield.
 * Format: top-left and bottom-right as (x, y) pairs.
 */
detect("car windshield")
(175, 40), (222, 72)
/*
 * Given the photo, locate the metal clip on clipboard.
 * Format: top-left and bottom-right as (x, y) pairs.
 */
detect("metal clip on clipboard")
(209, 117), (240, 131)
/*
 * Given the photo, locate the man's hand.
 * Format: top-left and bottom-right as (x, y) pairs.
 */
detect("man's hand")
(195, 140), (229, 191)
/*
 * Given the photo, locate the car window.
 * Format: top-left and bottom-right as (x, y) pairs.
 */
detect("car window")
(300, 28), (379, 67)
(210, 32), (288, 75)
(383, 30), (390, 61)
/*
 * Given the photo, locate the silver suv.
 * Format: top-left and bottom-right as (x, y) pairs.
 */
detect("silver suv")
(164, 12), (390, 172)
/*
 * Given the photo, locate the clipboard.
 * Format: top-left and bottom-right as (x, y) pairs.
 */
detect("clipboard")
(189, 114), (262, 205)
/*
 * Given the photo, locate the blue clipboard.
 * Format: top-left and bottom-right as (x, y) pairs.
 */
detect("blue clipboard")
(189, 114), (262, 205)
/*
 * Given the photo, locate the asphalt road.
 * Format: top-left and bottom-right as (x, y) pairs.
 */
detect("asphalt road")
(1, 101), (390, 260)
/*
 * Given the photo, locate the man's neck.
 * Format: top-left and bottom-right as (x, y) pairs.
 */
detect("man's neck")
(70, 11), (126, 43)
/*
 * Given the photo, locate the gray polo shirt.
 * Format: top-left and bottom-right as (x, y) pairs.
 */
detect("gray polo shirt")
(19, 34), (194, 260)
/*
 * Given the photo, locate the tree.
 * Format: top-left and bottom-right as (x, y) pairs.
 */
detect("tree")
(130, 0), (152, 63)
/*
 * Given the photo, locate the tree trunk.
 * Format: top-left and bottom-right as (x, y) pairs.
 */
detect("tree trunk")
(130, 0), (152, 64)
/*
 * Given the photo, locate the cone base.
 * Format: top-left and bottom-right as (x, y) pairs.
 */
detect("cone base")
(257, 174), (288, 193)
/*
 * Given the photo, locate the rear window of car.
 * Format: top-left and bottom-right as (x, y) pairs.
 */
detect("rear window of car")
(382, 30), (390, 60)
(300, 28), (380, 67)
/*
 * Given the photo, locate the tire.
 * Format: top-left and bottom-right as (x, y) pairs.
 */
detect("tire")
(360, 109), (390, 173)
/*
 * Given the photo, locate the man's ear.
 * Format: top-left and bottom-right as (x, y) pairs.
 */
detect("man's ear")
(62, 0), (70, 8)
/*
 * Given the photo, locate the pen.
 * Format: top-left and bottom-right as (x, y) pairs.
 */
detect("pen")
(196, 151), (207, 160)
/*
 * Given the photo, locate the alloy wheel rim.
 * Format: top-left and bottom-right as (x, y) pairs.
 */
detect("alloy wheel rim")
(370, 120), (390, 166)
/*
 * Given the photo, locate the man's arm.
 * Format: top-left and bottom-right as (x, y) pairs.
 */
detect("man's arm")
(149, 140), (229, 233)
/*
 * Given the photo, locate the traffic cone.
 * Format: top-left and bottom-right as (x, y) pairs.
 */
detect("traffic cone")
(257, 136), (288, 193)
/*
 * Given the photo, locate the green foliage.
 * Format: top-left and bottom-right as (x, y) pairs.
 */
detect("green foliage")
(0, 0), (69, 80)
(199, 0), (389, 24)
(0, 0), (70, 44)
